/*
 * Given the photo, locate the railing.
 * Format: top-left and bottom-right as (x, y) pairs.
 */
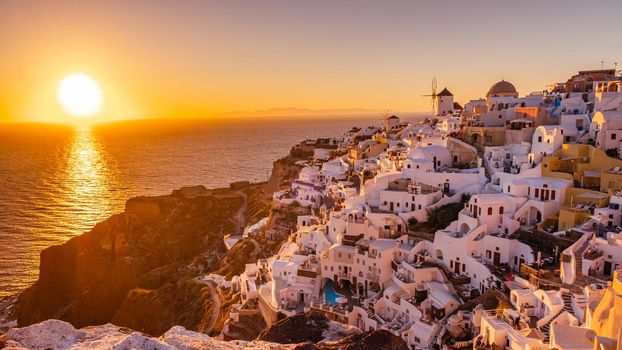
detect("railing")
(310, 301), (347, 315)
(366, 272), (380, 282)
(481, 310), (523, 341)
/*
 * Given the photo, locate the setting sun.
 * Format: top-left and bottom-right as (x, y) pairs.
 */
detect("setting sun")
(57, 73), (103, 118)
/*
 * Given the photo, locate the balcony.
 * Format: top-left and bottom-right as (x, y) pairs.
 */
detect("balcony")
(583, 249), (603, 261)
(366, 272), (379, 282)
(338, 271), (351, 279)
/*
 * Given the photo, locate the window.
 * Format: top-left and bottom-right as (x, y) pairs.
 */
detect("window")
(499, 207), (504, 214)
(551, 191), (555, 200)
(535, 188), (539, 197)
(612, 133), (617, 140)
(488, 207), (493, 215)
(507, 186), (511, 192)
(538, 136), (543, 142)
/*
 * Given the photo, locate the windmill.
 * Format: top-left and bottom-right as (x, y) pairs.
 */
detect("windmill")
(421, 77), (438, 114)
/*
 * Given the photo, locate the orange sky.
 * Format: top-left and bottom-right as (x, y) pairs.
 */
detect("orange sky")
(1, 0), (621, 123)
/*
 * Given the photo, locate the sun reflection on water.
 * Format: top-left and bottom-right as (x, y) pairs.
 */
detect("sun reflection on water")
(63, 125), (114, 230)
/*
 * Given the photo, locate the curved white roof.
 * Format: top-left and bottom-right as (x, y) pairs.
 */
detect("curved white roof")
(471, 193), (512, 206)
(407, 145), (451, 161)
(513, 177), (571, 189)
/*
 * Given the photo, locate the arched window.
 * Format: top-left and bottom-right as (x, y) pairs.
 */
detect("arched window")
(488, 207), (493, 215)
(499, 207), (504, 214)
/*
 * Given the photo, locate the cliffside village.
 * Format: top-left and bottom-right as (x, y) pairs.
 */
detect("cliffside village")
(218, 69), (622, 350)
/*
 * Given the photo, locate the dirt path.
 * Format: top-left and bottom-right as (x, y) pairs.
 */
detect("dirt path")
(194, 278), (222, 333)
(233, 190), (248, 234)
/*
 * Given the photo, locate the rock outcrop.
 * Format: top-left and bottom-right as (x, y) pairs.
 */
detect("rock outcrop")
(15, 186), (256, 336)
(0, 319), (408, 350)
(258, 312), (358, 344)
(0, 319), (285, 349)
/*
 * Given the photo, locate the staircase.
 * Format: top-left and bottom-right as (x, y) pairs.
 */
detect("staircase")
(561, 291), (574, 314)
(538, 308), (562, 343)
(573, 237), (593, 287)
(539, 291), (577, 343)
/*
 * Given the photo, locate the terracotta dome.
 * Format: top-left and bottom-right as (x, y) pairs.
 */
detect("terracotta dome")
(487, 80), (517, 96)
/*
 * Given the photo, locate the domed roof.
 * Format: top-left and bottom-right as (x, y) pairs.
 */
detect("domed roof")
(487, 80), (517, 96)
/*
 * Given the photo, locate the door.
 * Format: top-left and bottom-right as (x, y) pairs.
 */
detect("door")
(494, 252), (501, 265)
(473, 205), (478, 218)
(604, 261), (613, 276)
(390, 202), (394, 211)
(454, 262), (461, 274)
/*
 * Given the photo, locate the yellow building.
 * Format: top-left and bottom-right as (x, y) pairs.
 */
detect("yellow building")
(541, 144), (622, 231)
(587, 270), (622, 350)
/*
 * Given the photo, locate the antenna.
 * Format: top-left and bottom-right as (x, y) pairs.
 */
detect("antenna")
(421, 77), (438, 114)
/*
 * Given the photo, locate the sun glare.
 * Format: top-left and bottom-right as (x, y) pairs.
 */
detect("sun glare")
(57, 73), (103, 118)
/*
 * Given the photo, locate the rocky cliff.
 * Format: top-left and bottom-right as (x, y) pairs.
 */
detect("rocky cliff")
(15, 184), (265, 336)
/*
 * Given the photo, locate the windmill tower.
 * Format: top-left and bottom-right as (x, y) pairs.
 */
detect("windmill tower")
(381, 110), (400, 131)
(421, 77), (438, 115)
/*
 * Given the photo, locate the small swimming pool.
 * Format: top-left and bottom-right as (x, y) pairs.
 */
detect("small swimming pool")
(324, 279), (345, 306)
